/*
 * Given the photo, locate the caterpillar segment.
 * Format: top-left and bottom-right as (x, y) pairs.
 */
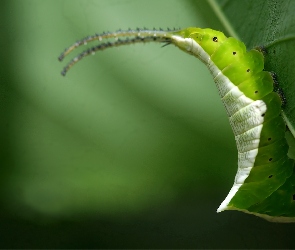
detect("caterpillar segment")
(59, 27), (295, 222)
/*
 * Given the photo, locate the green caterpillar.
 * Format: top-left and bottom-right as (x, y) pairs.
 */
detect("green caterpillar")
(58, 27), (295, 222)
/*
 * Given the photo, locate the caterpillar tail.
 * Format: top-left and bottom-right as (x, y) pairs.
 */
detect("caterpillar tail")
(58, 28), (180, 76)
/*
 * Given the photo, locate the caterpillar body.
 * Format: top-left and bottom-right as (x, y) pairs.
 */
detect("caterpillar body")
(59, 27), (295, 222)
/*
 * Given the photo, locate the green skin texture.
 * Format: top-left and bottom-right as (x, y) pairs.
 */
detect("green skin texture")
(173, 28), (295, 219)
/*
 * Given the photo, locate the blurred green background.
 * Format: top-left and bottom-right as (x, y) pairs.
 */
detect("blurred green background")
(0, 0), (294, 248)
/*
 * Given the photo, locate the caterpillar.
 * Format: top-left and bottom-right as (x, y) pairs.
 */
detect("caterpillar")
(58, 27), (295, 222)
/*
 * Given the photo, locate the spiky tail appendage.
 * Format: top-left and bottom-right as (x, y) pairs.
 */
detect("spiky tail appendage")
(58, 28), (180, 76)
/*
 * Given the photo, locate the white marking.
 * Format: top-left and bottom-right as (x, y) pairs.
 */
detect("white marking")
(217, 184), (241, 212)
(213, 70), (236, 98)
(238, 149), (259, 169)
(171, 36), (209, 63)
(235, 125), (263, 152)
(207, 59), (221, 78)
(190, 40), (210, 64)
(229, 100), (266, 135)
(222, 86), (253, 116)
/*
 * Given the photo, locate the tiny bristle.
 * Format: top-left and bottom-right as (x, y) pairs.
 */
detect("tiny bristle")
(270, 71), (278, 81)
(255, 45), (267, 56)
(276, 87), (287, 107)
(270, 71), (279, 91)
(61, 69), (67, 76)
(58, 54), (64, 62)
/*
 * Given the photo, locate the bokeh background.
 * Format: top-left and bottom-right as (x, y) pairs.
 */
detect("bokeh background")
(1, 0), (295, 248)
